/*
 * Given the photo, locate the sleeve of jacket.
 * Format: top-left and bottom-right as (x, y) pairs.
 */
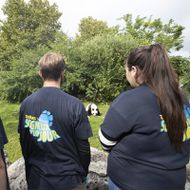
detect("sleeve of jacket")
(75, 138), (91, 176)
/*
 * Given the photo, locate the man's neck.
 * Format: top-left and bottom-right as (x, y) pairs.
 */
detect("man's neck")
(43, 80), (61, 88)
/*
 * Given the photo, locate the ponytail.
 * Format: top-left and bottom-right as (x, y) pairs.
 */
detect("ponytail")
(127, 44), (187, 151)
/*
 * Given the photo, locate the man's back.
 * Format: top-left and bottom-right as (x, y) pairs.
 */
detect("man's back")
(18, 87), (92, 190)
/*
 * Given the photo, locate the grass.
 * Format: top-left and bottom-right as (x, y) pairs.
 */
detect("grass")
(0, 101), (22, 162)
(0, 101), (110, 163)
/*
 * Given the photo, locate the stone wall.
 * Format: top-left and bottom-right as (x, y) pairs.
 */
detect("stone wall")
(7, 147), (108, 190)
(7, 148), (190, 190)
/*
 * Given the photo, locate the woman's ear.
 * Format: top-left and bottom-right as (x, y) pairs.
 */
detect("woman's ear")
(131, 66), (138, 76)
(133, 66), (144, 85)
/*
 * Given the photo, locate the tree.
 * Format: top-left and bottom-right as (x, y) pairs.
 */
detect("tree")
(49, 31), (71, 57)
(121, 14), (184, 51)
(0, 0), (64, 102)
(170, 56), (190, 94)
(170, 56), (189, 76)
(0, 0), (61, 70)
(182, 62), (190, 95)
(75, 16), (118, 43)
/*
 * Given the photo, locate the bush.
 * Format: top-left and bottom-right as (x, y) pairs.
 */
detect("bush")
(67, 33), (144, 102)
(0, 47), (49, 102)
(170, 56), (190, 95)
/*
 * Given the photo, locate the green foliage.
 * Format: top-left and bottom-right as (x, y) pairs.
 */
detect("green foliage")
(0, 0), (66, 103)
(178, 58), (190, 94)
(170, 56), (190, 94)
(0, 32), (71, 103)
(0, 0), (188, 103)
(170, 56), (190, 76)
(0, 0), (61, 70)
(75, 16), (118, 44)
(0, 46), (49, 102)
(121, 14), (184, 51)
(67, 33), (143, 102)
(49, 32), (72, 56)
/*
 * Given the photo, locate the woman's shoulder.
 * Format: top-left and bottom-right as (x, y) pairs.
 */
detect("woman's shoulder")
(120, 84), (153, 98)
(112, 85), (156, 108)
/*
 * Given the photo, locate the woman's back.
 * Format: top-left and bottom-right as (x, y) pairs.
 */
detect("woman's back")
(101, 84), (190, 189)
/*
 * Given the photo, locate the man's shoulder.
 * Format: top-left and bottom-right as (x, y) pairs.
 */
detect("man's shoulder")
(21, 90), (40, 105)
(21, 88), (84, 111)
(63, 92), (84, 108)
(63, 91), (80, 102)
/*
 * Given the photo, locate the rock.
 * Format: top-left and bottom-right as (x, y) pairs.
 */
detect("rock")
(186, 182), (190, 190)
(7, 157), (27, 190)
(7, 147), (108, 190)
(87, 147), (108, 189)
(89, 147), (107, 176)
(186, 163), (190, 190)
(187, 162), (190, 182)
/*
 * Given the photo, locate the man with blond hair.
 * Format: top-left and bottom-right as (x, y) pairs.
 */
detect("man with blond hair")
(18, 52), (92, 190)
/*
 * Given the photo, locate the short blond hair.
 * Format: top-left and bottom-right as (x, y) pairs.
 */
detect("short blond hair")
(39, 52), (65, 81)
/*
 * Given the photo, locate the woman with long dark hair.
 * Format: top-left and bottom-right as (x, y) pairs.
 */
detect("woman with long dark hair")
(99, 44), (190, 190)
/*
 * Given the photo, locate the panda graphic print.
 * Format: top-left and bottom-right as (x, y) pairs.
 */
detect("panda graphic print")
(24, 110), (60, 143)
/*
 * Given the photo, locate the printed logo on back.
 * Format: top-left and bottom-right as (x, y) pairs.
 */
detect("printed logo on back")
(25, 110), (60, 143)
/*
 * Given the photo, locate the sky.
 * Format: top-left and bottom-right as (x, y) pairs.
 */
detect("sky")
(0, 0), (190, 57)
